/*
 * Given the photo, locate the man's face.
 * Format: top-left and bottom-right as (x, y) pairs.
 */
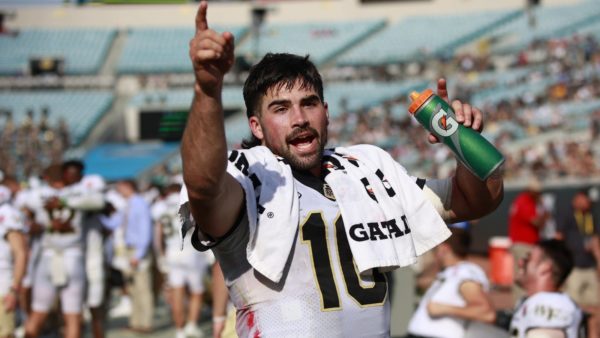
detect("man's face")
(115, 182), (128, 198)
(516, 246), (545, 288)
(573, 193), (591, 212)
(63, 166), (82, 186)
(250, 81), (329, 173)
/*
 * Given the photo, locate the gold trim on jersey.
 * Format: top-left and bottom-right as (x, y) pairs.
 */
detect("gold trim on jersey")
(300, 211), (342, 312)
(333, 213), (388, 309)
(323, 183), (336, 201)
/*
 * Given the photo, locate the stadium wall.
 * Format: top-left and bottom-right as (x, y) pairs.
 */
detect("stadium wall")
(5, 0), (585, 29)
(472, 180), (600, 255)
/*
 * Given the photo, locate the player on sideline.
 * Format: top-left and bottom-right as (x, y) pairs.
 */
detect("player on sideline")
(0, 185), (27, 338)
(60, 161), (107, 338)
(25, 162), (105, 338)
(407, 227), (495, 338)
(152, 183), (211, 338)
(509, 240), (583, 338)
(180, 2), (503, 336)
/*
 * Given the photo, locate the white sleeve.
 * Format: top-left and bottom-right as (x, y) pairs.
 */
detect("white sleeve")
(64, 176), (106, 211)
(64, 192), (105, 211)
(0, 206), (25, 234)
(456, 263), (490, 291)
(523, 294), (579, 329)
(421, 178), (453, 221)
(151, 202), (166, 222)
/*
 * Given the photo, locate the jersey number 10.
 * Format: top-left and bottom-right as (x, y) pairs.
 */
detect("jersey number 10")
(301, 212), (388, 311)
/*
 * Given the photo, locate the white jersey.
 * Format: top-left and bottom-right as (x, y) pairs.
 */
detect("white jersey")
(0, 202), (25, 294)
(152, 193), (210, 266)
(408, 261), (490, 338)
(40, 186), (82, 251)
(41, 175), (105, 252)
(205, 170), (396, 338)
(510, 292), (582, 338)
(61, 175), (105, 212)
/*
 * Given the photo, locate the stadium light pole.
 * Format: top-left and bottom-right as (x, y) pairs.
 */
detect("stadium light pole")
(251, 7), (268, 62)
(526, 0), (540, 28)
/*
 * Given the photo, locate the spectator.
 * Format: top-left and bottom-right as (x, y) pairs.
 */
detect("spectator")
(101, 180), (154, 333)
(556, 189), (600, 337)
(407, 227), (496, 338)
(152, 183), (210, 338)
(508, 179), (550, 304)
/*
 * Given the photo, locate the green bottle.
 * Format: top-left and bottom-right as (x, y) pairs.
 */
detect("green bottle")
(408, 89), (504, 180)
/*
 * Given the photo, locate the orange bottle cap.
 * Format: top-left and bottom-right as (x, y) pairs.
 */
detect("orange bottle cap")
(408, 88), (434, 115)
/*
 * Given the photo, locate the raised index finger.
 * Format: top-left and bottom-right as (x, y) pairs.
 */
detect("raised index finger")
(195, 1), (209, 33)
(436, 78), (449, 103)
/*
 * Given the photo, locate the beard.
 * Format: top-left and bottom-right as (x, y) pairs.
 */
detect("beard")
(265, 126), (327, 172)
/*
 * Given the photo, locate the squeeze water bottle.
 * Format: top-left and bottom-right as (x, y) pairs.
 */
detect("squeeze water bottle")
(408, 89), (504, 180)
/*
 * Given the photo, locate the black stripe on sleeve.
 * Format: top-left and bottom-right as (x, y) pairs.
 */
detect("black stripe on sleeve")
(415, 178), (426, 190)
(191, 199), (247, 252)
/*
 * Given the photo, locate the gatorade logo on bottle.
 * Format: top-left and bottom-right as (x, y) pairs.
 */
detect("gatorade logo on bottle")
(431, 104), (459, 138)
(409, 89), (505, 180)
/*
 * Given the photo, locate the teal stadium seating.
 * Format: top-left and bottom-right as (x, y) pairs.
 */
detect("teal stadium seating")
(337, 10), (519, 66)
(0, 90), (114, 144)
(489, 2), (600, 54)
(447, 65), (543, 90)
(0, 29), (116, 75)
(236, 20), (385, 65)
(470, 74), (557, 107)
(129, 86), (244, 110)
(577, 19), (600, 40)
(543, 99), (600, 131)
(117, 26), (247, 74)
(325, 79), (428, 118)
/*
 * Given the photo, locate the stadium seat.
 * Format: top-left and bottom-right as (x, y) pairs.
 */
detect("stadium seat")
(0, 29), (116, 75)
(117, 26), (247, 74)
(337, 10), (519, 66)
(488, 2), (600, 54)
(236, 19), (385, 65)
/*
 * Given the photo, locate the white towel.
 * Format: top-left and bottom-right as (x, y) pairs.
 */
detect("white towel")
(180, 145), (449, 283)
(323, 145), (451, 275)
(180, 146), (298, 283)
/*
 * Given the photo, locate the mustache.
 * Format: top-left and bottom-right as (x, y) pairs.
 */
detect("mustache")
(286, 126), (319, 143)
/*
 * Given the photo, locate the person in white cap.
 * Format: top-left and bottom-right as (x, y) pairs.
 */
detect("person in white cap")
(0, 185), (27, 338)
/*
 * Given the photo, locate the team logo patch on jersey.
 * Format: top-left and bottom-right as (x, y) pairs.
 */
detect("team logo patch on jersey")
(323, 183), (336, 201)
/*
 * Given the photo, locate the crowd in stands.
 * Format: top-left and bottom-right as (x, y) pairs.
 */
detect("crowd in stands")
(0, 107), (70, 180)
(326, 33), (600, 181)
